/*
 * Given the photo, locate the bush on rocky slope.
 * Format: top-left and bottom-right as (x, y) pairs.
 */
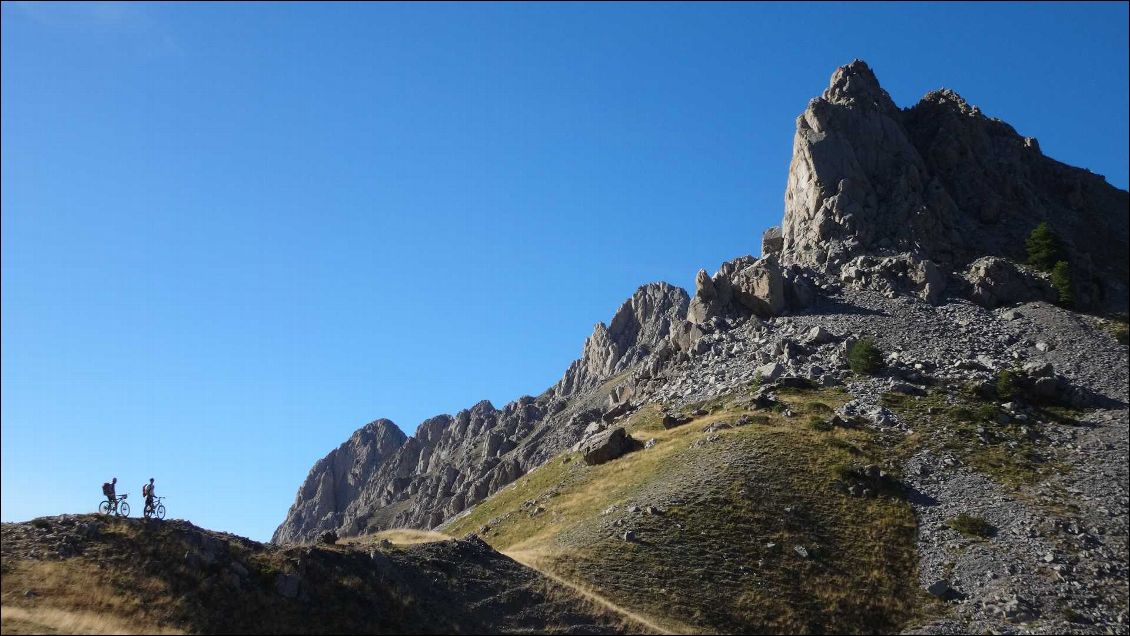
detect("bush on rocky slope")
(848, 339), (884, 375)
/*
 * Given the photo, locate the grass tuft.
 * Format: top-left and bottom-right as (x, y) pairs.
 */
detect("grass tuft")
(946, 514), (996, 539)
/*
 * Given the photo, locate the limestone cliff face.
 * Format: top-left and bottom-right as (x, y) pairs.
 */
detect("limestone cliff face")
(272, 420), (406, 545)
(781, 60), (1128, 309)
(273, 283), (688, 544)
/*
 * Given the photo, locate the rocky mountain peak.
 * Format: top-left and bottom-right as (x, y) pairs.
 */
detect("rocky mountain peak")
(560, 282), (689, 395)
(917, 87), (982, 118)
(822, 59), (897, 113)
(782, 60), (1128, 310)
(272, 418), (406, 544)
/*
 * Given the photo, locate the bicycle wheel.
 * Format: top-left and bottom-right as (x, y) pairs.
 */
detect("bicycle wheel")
(118, 501), (130, 517)
(98, 501), (112, 515)
(155, 504), (166, 520)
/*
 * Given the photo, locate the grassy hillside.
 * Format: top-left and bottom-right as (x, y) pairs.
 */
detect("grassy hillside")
(445, 385), (937, 634)
(1, 515), (641, 635)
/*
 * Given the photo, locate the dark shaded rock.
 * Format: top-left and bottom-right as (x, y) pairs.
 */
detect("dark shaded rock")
(579, 427), (633, 466)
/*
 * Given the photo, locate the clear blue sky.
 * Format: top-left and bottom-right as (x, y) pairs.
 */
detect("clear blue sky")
(3, 2), (1127, 542)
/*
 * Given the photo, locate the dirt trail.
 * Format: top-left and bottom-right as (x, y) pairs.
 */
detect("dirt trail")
(504, 548), (692, 635)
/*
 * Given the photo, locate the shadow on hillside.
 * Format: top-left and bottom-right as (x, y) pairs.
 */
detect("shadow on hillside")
(1069, 389), (1127, 411)
(799, 297), (891, 318)
(902, 485), (939, 508)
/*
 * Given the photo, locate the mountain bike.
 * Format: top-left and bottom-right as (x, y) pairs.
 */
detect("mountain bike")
(143, 496), (166, 520)
(98, 494), (130, 517)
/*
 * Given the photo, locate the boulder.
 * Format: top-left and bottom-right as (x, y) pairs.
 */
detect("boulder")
(839, 254), (946, 303)
(579, 427), (633, 466)
(275, 572), (301, 599)
(962, 257), (1054, 309)
(601, 400), (633, 423)
(761, 226), (784, 257)
(687, 269), (718, 324)
(731, 257), (786, 317)
(755, 362), (785, 382)
(661, 412), (692, 429)
(805, 326), (836, 345)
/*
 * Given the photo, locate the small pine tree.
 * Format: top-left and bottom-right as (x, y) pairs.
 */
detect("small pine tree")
(996, 370), (1015, 400)
(1051, 260), (1074, 307)
(1026, 222), (1063, 272)
(848, 339), (883, 375)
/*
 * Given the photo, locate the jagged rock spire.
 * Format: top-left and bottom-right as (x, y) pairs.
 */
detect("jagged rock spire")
(779, 60), (1127, 309)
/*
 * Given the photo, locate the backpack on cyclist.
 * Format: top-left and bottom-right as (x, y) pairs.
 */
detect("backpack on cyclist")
(102, 482), (113, 497)
(142, 483), (151, 498)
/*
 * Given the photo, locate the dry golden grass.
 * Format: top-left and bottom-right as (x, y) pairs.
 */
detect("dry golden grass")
(0, 605), (182, 635)
(1, 560), (181, 635)
(342, 528), (450, 546)
(507, 546), (697, 635)
(448, 387), (932, 634)
(448, 401), (757, 553)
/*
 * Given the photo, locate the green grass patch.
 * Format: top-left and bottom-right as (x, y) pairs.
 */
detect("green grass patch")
(809, 416), (834, 432)
(885, 388), (1077, 491)
(946, 514), (996, 539)
(848, 339), (883, 375)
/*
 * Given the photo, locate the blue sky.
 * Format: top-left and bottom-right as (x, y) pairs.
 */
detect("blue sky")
(2, 2), (1127, 542)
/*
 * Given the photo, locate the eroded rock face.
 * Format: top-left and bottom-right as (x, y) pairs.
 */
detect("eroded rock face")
(687, 255), (791, 326)
(273, 420), (406, 545)
(781, 60), (1128, 311)
(761, 226), (784, 257)
(839, 254), (946, 305)
(274, 283), (688, 544)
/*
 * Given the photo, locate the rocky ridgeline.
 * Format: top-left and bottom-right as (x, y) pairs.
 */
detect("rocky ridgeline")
(276, 58), (1128, 587)
(273, 283), (688, 543)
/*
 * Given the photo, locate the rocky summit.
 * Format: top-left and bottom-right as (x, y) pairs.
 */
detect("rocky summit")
(266, 61), (1128, 634)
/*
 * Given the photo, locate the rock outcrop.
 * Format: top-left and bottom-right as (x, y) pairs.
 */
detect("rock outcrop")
(686, 255), (793, 326)
(579, 426), (633, 465)
(274, 420), (407, 545)
(781, 60), (1129, 311)
(274, 283), (688, 544)
(960, 256), (1056, 309)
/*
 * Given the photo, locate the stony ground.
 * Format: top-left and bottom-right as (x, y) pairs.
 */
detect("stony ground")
(630, 286), (1128, 634)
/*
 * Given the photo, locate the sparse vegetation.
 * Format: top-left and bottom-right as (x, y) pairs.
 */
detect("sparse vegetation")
(848, 339), (883, 375)
(809, 416), (834, 432)
(447, 388), (930, 634)
(885, 389), (1080, 491)
(1051, 260), (1074, 307)
(1116, 325), (1130, 346)
(946, 513), (996, 539)
(1026, 222), (1064, 272)
(995, 370), (1016, 401)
